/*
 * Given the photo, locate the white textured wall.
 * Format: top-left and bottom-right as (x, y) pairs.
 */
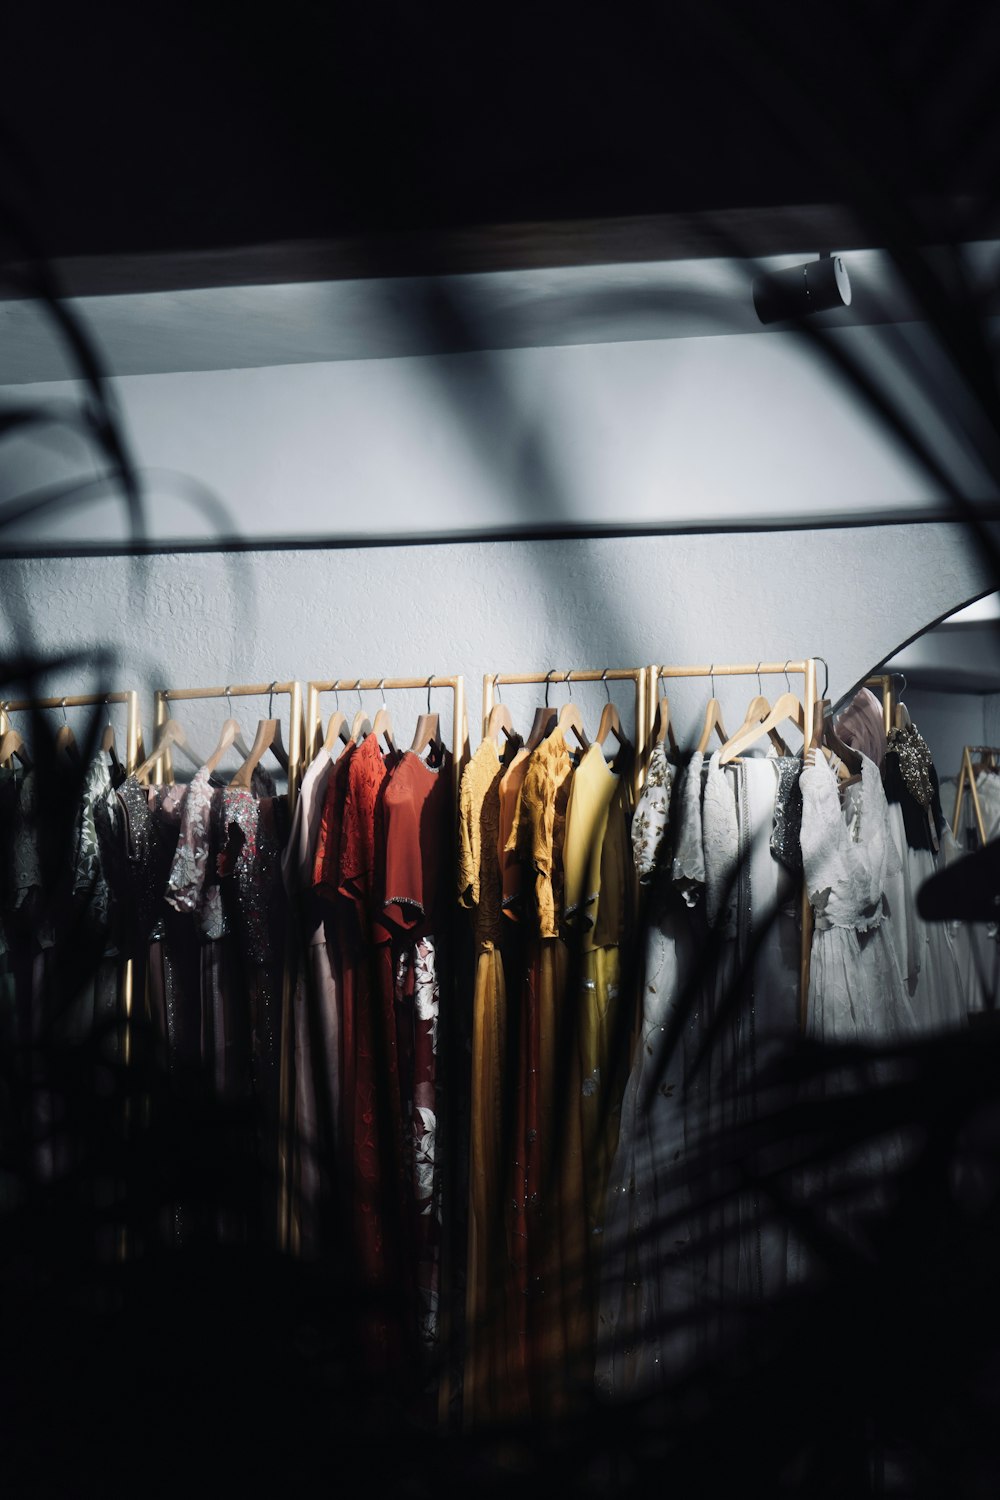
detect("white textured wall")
(0, 523), (992, 758)
(0, 320), (992, 548)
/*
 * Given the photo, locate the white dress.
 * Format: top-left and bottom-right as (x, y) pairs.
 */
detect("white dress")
(792, 751), (916, 1284)
(800, 751), (915, 1042)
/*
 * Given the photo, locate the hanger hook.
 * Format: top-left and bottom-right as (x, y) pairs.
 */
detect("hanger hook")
(225, 685), (234, 719)
(426, 675), (435, 713)
(332, 683), (340, 712)
(61, 697), (68, 726)
(378, 678), (387, 712)
(814, 656), (830, 699)
(602, 668), (612, 704)
(545, 669), (556, 707)
(709, 664), (716, 699)
(756, 663), (763, 696)
(355, 681), (364, 714)
(783, 660), (792, 693)
(896, 670), (907, 700)
(268, 681), (277, 718)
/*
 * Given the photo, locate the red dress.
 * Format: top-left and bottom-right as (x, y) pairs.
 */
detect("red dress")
(335, 733), (403, 1367)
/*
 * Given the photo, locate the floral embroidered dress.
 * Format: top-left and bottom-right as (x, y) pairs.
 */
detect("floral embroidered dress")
(164, 765), (282, 1097)
(597, 746), (706, 1399)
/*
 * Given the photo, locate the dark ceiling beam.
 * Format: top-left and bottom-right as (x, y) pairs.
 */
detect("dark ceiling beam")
(1, 197), (992, 301)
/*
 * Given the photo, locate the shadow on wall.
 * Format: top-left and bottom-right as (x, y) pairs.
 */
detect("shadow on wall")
(3, 9), (1000, 1494)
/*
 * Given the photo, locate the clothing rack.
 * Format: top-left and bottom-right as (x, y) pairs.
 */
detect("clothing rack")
(304, 676), (469, 803)
(649, 659), (819, 1030)
(153, 680), (304, 1251)
(481, 668), (649, 795)
(952, 745), (1000, 847)
(151, 681), (304, 806)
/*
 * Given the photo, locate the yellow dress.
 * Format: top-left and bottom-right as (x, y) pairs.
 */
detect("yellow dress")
(458, 737), (517, 1423)
(562, 746), (634, 1359)
(505, 729), (590, 1412)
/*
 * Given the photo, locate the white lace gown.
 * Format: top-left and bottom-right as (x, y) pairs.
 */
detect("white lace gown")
(792, 751), (917, 1284)
(883, 803), (967, 1032)
(800, 752), (915, 1042)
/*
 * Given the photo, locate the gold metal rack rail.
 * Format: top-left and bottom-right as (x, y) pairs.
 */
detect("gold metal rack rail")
(649, 658), (819, 1030)
(0, 689), (143, 770)
(481, 667), (649, 794)
(305, 675), (469, 801)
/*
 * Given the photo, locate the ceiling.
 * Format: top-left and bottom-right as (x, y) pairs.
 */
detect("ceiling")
(1, 2), (997, 278)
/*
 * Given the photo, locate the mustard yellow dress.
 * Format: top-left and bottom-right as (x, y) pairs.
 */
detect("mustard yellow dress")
(562, 743), (633, 1258)
(505, 728), (592, 1412)
(458, 737), (519, 1423)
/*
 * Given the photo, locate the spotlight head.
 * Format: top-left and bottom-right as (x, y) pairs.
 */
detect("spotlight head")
(752, 255), (852, 324)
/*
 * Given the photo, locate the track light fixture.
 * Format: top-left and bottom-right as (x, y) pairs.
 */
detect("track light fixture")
(752, 254), (852, 324)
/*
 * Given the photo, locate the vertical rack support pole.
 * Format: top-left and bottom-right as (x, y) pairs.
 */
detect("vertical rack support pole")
(799, 658), (818, 1031)
(279, 680), (304, 1253)
(481, 672), (493, 740)
(304, 683), (320, 766)
(152, 690), (171, 784)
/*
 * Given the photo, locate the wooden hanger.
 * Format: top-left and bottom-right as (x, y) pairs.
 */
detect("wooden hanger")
(696, 700), (728, 756)
(804, 698), (857, 784)
(595, 670), (631, 751)
(728, 677), (788, 756)
(486, 701), (514, 742)
(651, 687), (679, 753)
(410, 714), (442, 757)
(229, 718), (279, 789)
(259, 684), (289, 771)
(323, 709), (350, 752)
(891, 672), (911, 732)
(485, 676), (515, 744)
(525, 671), (559, 750)
(346, 683), (373, 744)
(411, 676), (442, 757)
(371, 681), (396, 755)
(202, 717), (241, 775)
(322, 687), (353, 756)
(53, 702), (80, 766)
(556, 698), (590, 751)
(133, 718), (205, 785)
(350, 710), (372, 743)
(0, 726), (31, 770)
(718, 690), (803, 765)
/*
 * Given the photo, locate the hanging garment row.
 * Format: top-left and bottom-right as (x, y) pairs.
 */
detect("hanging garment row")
(0, 663), (981, 1425)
